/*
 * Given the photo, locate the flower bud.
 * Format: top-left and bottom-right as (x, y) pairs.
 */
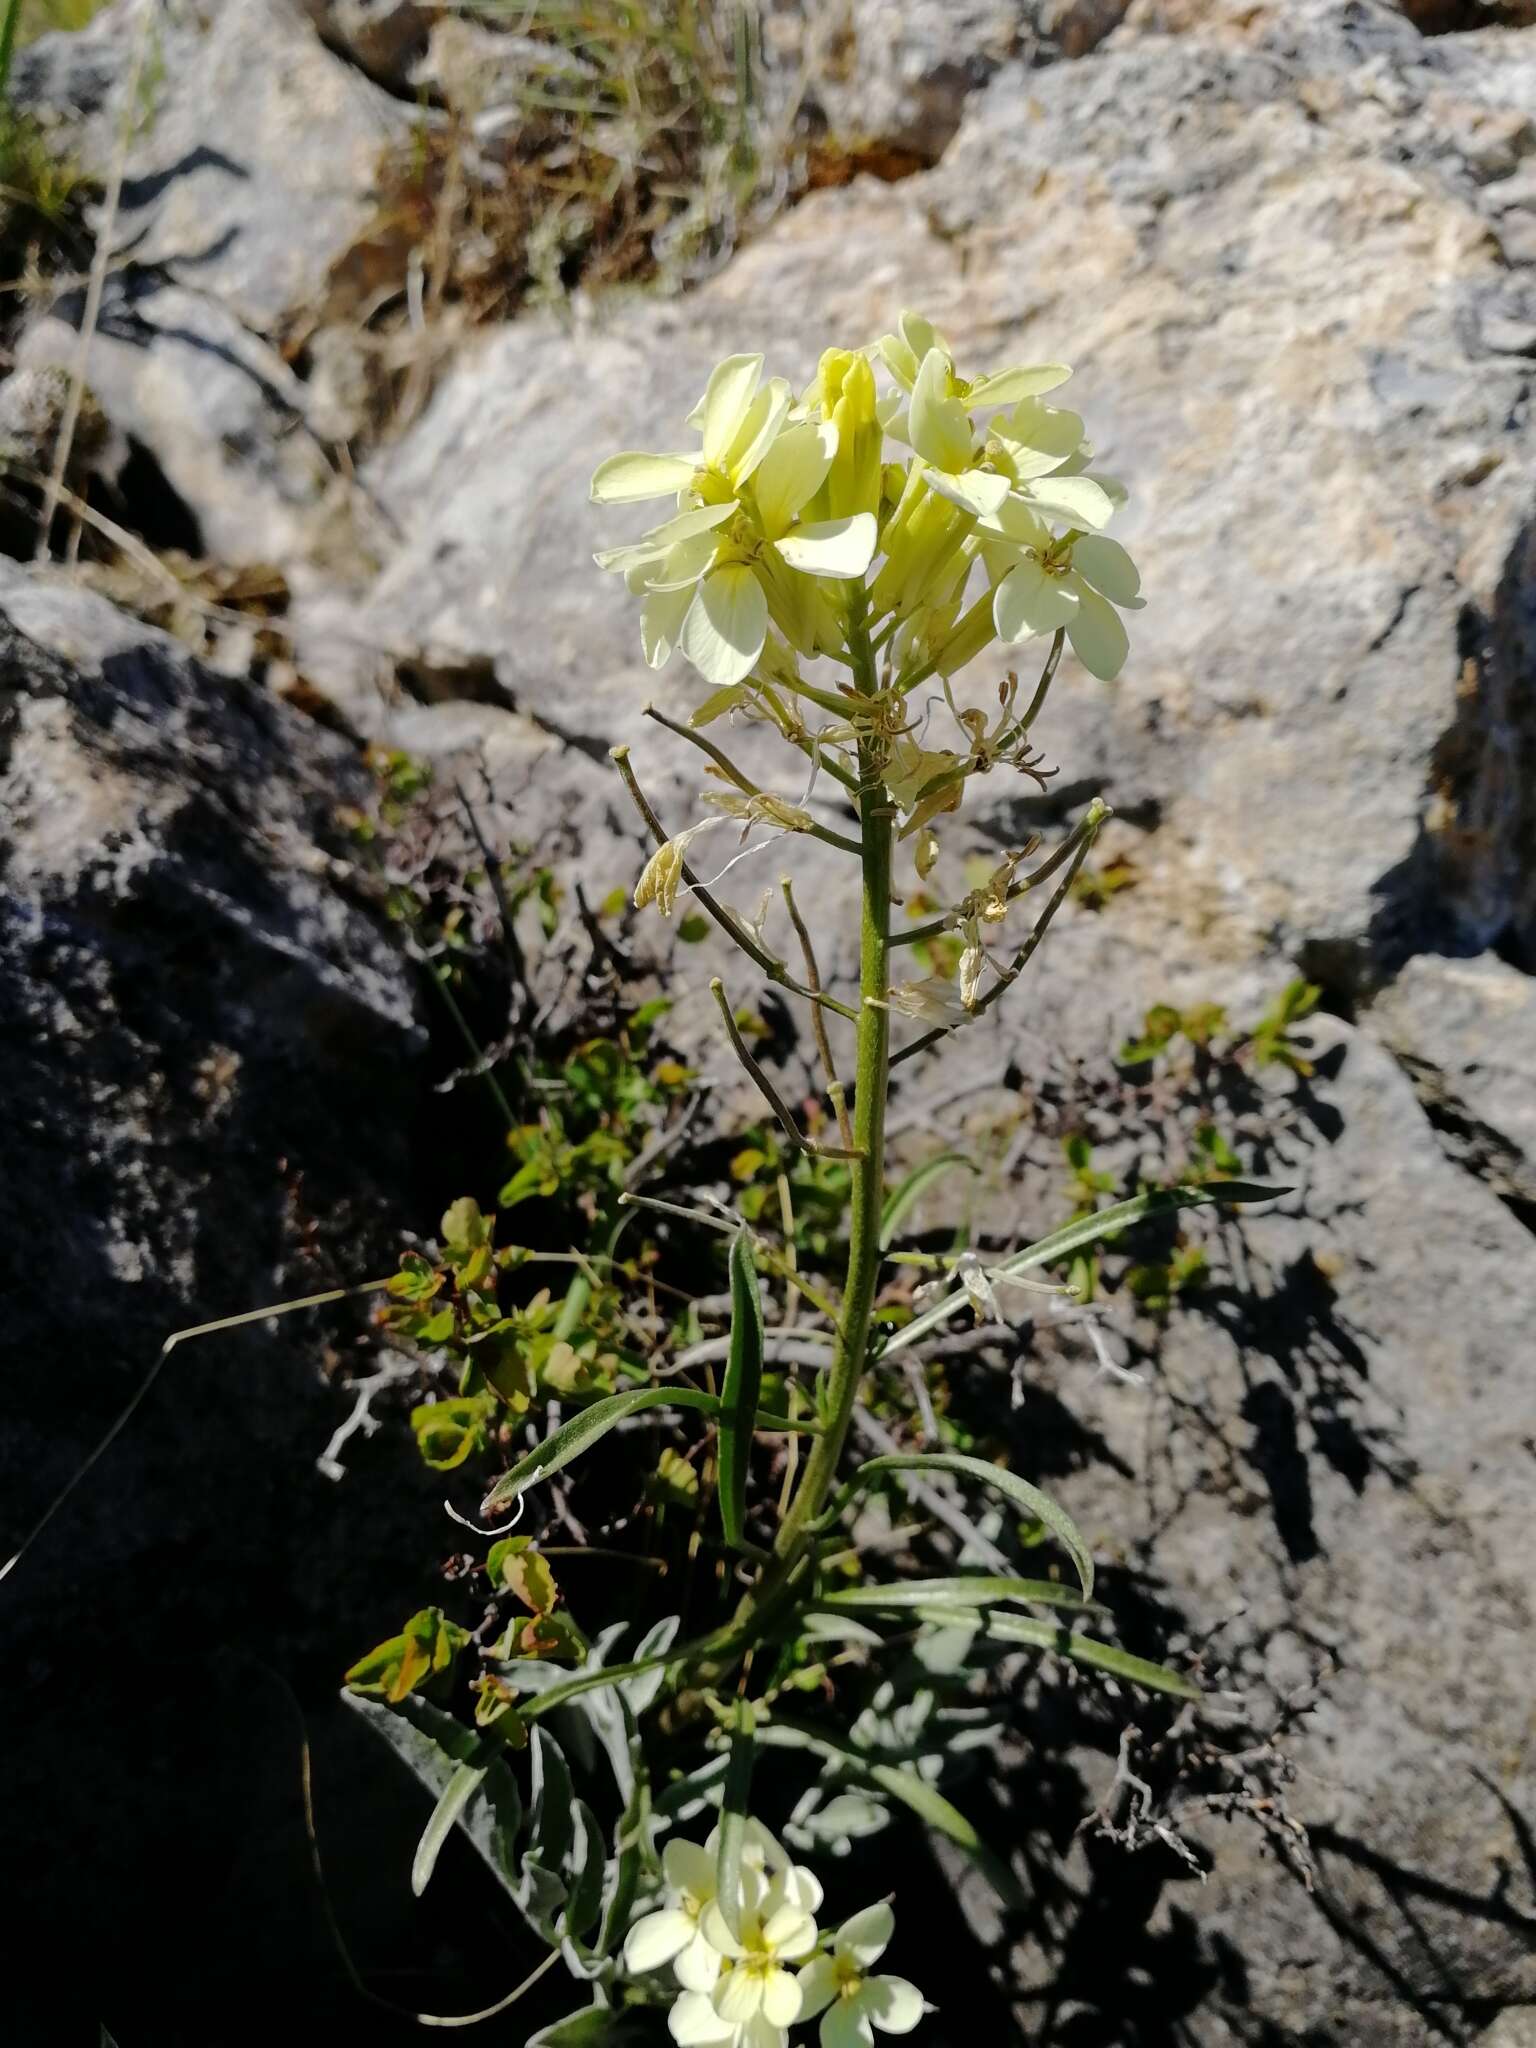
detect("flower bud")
(816, 349), (882, 523)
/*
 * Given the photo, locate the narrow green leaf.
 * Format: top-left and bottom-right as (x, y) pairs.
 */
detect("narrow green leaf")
(982, 1613), (1201, 1698)
(818, 1574), (1098, 1616)
(413, 1762), (488, 1897)
(718, 1229), (766, 1551)
(519, 1649), (682, 1723)
(528, 2009), (632, 2048)
(879, 1152), (978, 1249)
(342, 1693), (525, 1909)
(885, 1181), (1291, 1355)
(482, 1385), (816, 1517)
(715, 1700), (756, 1941)
(799, 1610), (886, 1647)
(562, 1798), (608, 1942)
(529, 1727), (574, 1873)
(481, 1389), (720, 1514)
(755, 1719), (1021, 1908)
(839, 1453), (1094, 1601)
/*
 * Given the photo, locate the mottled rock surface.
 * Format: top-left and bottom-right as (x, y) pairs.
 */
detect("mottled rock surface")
(306, 0), (1536, 988)
(3, 0), (1535, 2041)
(10, 0), (407, 566)
(0, 565), (462, 2038)
(282, 7), (1536, 2040)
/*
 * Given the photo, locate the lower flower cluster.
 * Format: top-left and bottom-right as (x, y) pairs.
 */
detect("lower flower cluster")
(624, 1823), (927, 2048)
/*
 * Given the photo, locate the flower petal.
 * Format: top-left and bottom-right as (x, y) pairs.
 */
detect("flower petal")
(977, 495), (1053, 551)
(995, 399), (1085, 479)
(753, 421), (838, 537)
(680, 566), (769, 686)
(641, 581), (696, 669)
(1024, 473), (1115, 529)
(604, 500), (739, 573)
(796, 1956), (839, 2020)
(908, 349), (976, 475)
(1070, 533), (1142, 606)
(774, 514), (877, 579)
(664, 1838), (718, 1902)
(922, 465), (1011, 517)
(670, 1991), (736, 2047)
(836, 1903), (894, 1970)
(762, 1965), (804, 2029)
(675, 1926), (726, 1995)
(993, 559), (1080, 642)
(715, 1966), (766, 2024)
(782, 1861), (824, 1914)
(967, 362), (1073, 405)
(762, 1901), (817, 1958)
(1066, 582), (1130, 680)
(727, 376), (794, 486)
(701, 1901), (746, 1961)
(865, 1976), (925, 2035)
(743, 1819), (790, 1874)
(625, 1907), (696, 1974)
(699, 354), (765, 470)
(822, 1996), (876, 2048)
(590, 451), (697, 504)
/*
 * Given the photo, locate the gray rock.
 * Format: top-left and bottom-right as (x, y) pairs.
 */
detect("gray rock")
(17, 275), (363, 569)
(0, 560), (429, 1635)
(0, 561), (459, 2029)
(1479, 2013), (1536, 2048)
(769, 1), (1134, 163)
(1368, 950), (1536, 1209)
(9, 0), (411, 570)
(308, 5), (1536, 992)
(53, 0), (410, 338)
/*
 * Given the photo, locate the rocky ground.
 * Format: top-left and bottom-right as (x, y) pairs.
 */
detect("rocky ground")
(3, 2), (1535, 2043)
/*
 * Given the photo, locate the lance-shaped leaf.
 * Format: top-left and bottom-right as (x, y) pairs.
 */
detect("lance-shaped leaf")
(718, 1229), (766, 1550)
(756, 1718), (1021, 1908)
(829, 1452), (1094, 1601)
(482, 1388), (720, 1514)
(413, 1760), (489, 1897)
(879, 1151), (978, 1249)
(885, 1181), (1290, 1356)
(482, 1387), (817, 1516)
(817, 1573), (1098, 1616)
(714, 1700), (757, 1941)
(981, 1612), (1201, 1699)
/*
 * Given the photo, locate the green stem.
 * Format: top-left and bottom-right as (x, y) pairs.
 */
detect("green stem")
(744, 591), (893, 1587)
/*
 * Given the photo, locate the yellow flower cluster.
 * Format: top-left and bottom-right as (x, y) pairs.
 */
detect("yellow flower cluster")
(623, 1823), (926, 2048)
(591, 309), (1142, 700)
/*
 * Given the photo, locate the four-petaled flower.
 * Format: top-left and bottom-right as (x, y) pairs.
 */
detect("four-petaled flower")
(981, 499), (1144, 681)
(797, 1904), (926, 2048)
(625, 1834), (731, 1994)
(701, 1861), (821, 2034)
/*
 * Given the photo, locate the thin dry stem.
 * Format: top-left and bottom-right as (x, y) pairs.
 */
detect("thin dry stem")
(710, 977), (862, 1160)
(780, 874), (854, 1151)
(35, 0), (153, 560)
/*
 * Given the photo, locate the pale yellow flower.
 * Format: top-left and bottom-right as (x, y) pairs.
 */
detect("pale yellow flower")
(797, 1903), (926, 2048)
(981, 499), (1143, 681)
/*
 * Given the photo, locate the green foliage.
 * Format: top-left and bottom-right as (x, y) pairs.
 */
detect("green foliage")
(345, 1607), (470, 1705)
(1070, 853), (1139, 911)
(717, 1228), (766, 1551)
(1250, 976), (1321, 1073)
(499, 1028), (691, 1213)
(1117, 999), (1227, 1066)
(335, 732), (1296, 2022)
(1125, 1242), (1208, 1316)
(411, 1393), (497, 1470)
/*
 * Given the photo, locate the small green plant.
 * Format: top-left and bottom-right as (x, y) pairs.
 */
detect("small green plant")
(1249, 976), (1322, 1074)
(347, 312), (1286, 2039)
